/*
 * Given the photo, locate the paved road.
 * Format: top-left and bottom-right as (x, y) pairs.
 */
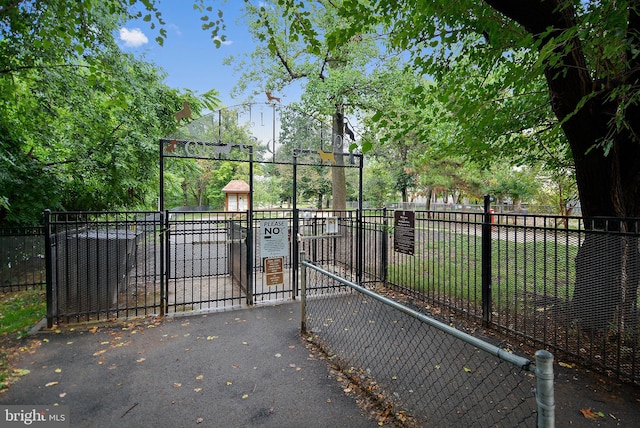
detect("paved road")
(0, 303), (378, 428)
(2, 300), (640, 427)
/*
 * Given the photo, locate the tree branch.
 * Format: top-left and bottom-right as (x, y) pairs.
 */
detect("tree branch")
(1, 63), (93, 75)
(0, 0), (24, 16)
(484, 1), (591, 124)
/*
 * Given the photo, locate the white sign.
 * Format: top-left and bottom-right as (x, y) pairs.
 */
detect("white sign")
(325, 217), (338, 235)
(260, 219), (289, 258)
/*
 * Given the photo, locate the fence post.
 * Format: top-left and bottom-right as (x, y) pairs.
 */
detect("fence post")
(300, 251), (307, 333)
(535, 350), (555, 427)
(44, 209), (54, 328)
(482, 195), (492, 326)
(162, 210), (169, 316)
(245, 209), (254, 305)
(381, 207), (388, 283)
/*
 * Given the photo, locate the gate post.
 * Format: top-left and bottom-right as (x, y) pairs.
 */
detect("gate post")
(292, 151), (299, 298)
(381, 207), (388, 283)
(44, 209), (54, 328)
(482, 194), (493, 326)
(161, 210), (169, 316)
(300, 251), (307, 333)
(357, 153), (364, 284)
(535, 350), (555, 427)
(246, 146), (254, 305)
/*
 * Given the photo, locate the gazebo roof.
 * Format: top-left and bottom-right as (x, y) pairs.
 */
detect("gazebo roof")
(222, 179), (250, 193)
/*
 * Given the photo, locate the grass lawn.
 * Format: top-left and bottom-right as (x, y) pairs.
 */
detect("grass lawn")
(0, 289), (46, 391)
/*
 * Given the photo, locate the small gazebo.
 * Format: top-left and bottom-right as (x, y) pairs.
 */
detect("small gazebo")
(222, 179), (250, 212)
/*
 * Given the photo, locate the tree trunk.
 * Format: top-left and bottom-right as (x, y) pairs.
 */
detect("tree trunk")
(485, 0), (640, 332)
(332, 110), (347, 210)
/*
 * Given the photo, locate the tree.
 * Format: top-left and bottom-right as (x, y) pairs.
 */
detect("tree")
(227, 1), (398, 209)
(164, 107), (262, 210)
(362, 161), (393, 208)
(0, 2), (188, 225)
(272, 0), (640, 331)
(485, 166), (541, 212)
(277, 0), (638, 219)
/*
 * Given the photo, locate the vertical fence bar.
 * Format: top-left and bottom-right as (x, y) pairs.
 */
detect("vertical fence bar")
(292, 152), (299, 297)
(44, 209), (54, 328)
(247, 146), (254, 304)
(482, 195), (493, 326)
(162, 210), (169, 316)
(300, 251), (307, 333)
(535, 350), (555, 427)
(381, 207), (388, 282)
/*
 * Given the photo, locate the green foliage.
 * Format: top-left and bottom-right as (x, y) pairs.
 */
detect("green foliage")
(362, 161), (393, 208)
(163, 108), (259, 210)
(0, 0), (223, 225)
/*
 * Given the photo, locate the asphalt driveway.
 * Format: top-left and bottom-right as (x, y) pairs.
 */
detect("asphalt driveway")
(0, 302), (377, 427)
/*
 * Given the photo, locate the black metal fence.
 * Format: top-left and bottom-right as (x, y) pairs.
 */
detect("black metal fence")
(43, 211), (163, 324)
(0, 226), (46, 291)
(360, 207), (640, 385)
(2, 205), (639, 385)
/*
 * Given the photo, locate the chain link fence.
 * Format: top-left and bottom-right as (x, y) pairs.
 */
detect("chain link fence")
(301, 254), (554, 427)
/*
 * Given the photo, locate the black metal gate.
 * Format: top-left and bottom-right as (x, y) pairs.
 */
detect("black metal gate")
(44, 209), (304, 325)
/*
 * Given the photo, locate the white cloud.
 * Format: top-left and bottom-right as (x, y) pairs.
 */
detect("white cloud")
(168, 24), (182, 36)
(119, 28), (149, 47)
(213, 36), (233, 46)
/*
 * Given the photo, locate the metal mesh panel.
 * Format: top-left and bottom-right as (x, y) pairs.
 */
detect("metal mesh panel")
(0, 227), (45, 291)
(48, 212), (162, 323)
(303, 263), (538, 426)
(166, 212), (245, 312)
(298, 211), (360, 282)
(385, 210), (484, 318)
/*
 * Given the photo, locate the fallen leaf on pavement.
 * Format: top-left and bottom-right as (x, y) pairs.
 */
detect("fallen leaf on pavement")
(580, 408), (604, 420)
(45, 381), (59, 387)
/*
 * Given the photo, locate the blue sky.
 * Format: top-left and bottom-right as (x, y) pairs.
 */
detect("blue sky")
(118, 1), (257, 107)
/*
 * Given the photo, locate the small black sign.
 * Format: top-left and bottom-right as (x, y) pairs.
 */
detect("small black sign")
(394, 211), (415, 255)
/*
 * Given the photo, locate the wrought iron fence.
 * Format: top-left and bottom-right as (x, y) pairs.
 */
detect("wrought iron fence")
(300, 255), (555, 427)
(0, 226), (46, 291)
(43, 211), (163, 325)
(372, 207), (640, 384)
(2, 205), (639, 385)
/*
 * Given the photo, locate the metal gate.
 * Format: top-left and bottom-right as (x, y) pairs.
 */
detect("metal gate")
(45, 209), (304, 325)
(164, 210), (299, 313)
